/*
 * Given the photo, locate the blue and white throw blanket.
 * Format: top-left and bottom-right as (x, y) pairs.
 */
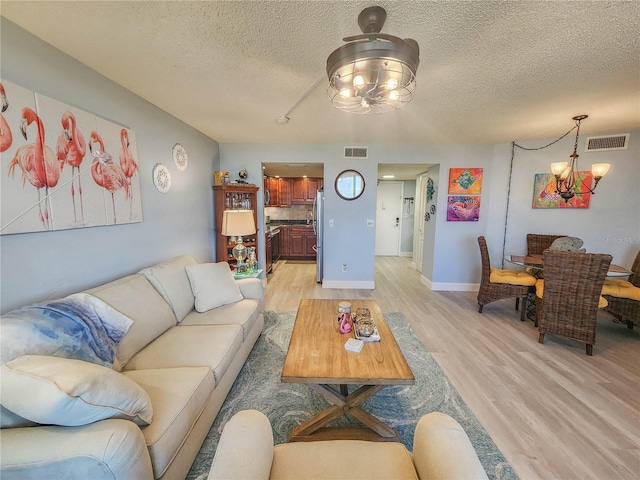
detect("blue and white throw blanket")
(0, 293), (133, 367)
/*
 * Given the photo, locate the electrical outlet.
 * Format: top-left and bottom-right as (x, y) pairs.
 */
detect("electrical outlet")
(342, 264), (347, 272)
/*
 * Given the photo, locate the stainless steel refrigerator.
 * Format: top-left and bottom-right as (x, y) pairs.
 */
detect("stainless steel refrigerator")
(312, 188), (324, 283)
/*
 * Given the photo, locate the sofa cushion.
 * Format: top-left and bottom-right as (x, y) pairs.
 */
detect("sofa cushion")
(180, 298), (261, 340)
(271, 440), (418, 480)
(0, 418), (154, 480)
(85, 275), (176, 370)
(185, 262), (243, 313)
(1, 355), (153, 427)
(123, 367), (214, 479)
(138, 255), (197, 323)
(122, 325), (243, 384)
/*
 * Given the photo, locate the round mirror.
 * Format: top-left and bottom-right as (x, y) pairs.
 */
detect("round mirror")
(335, 169), (365, 200)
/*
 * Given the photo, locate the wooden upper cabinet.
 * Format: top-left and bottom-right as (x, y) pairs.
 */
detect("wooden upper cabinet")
(264, 176), (278, 206)
(264, 177), (291, 207)
(291, 178), (323, 204)
(279, 178), (291, 207)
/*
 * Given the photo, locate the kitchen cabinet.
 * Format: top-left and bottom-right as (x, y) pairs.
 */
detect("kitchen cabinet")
(290, 177), (323, 204)
(285, 225), (316, 259)
(265, 233), (272, 273)
(279, 178), (291, 206)
(279, 225), (290, 258)
(264, 176), (291, 207)
(213, 184), (259, 266)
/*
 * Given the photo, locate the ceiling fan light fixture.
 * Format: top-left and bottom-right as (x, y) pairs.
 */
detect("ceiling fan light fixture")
(326, 6), (420, 114)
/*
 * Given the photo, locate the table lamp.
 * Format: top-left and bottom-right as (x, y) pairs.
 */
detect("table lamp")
(221, 210), (256, 270)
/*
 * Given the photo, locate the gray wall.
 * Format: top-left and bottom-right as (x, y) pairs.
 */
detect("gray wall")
(1, 19), (220, 313)
(222, 136), (639, 289)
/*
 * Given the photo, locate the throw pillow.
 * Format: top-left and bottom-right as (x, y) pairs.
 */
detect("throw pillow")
(549, 236), (586, 252)
(0, 293), (133, 367)
(185, 262), (243, 312)
(1, 355), (153, 427)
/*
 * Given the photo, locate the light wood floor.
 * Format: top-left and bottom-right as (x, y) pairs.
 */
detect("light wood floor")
(264, 257), (640, 480)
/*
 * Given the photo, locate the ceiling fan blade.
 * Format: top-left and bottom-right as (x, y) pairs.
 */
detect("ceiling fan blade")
(342, 33), (404, 44)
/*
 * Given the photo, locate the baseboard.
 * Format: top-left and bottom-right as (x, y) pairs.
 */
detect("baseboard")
(322, 280), (375, 289)
(400, 251), (413, 258)
(420, 275), (479, 292)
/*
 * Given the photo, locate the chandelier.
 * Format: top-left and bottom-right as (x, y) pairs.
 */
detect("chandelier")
(326, 6), (420, 114)
(550, 115), (610, 202)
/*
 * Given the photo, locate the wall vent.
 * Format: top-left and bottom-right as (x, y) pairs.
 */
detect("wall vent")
(584, 134), (629, 152)
(344, 146), (368, 159)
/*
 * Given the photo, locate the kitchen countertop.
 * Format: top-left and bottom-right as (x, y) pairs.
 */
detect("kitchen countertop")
(265, 220), (312, 234)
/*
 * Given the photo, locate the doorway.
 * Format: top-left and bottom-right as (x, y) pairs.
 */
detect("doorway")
(375, 181), (403, 256)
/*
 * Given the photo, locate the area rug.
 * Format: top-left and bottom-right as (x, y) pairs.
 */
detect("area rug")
(187, 311), (518, 480)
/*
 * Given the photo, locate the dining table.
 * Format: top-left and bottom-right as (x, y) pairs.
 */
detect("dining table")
(505, 253), (632, 322)
(506, 254), (632, 277)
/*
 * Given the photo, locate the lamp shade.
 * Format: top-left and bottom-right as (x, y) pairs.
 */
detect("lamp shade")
(591, 163), (611, 178)
(550, 162), (568, 177)
(221, 210), (256, 236)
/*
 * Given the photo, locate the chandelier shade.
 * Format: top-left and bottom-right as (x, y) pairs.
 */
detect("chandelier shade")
(326, 6), (419, 114)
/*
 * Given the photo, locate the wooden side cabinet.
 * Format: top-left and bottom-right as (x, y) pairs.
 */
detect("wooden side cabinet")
(213, 184), (259, 266)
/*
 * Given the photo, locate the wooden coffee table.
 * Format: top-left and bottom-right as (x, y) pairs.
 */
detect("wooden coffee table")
(281, 299), (415, 442)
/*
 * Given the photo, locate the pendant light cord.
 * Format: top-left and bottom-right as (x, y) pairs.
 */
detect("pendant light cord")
(501, 125), (578, 267)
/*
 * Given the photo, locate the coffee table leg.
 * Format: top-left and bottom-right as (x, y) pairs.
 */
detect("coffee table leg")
(288, 384), (401, 442)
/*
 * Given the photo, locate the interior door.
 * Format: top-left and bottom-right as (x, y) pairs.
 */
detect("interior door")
(375, 182), (403, 256)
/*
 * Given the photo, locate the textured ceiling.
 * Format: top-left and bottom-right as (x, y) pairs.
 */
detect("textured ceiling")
(2, 1), (639, 145)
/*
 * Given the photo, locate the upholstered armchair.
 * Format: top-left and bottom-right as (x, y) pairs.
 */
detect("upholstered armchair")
(208, 410), (489, 480)
(602, 249), (640, 329)
(477, 236), (536, 321)
(535, 250), (612, 356)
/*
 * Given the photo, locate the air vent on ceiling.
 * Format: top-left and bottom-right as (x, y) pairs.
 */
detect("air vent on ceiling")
(584, 134), (629, 152)
(344, 146), (368, 159)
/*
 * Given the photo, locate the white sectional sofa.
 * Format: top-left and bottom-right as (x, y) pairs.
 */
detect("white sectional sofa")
(0, 255), (263, 480)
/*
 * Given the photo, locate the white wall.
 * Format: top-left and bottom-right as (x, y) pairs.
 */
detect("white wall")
(222, 135), (639, 290)
(0, 20), (220, 313)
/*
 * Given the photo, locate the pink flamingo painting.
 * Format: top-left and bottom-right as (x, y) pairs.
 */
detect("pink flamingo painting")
(119, 128), (138, 218)
(57, 111), (86, 224)
(0, 83), (12, 152)
(89, 130), (130, 224)
(8, 107), (64, 230)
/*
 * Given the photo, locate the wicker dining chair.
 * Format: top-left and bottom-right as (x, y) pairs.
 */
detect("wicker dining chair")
(526, 234), (568, 255)
(602, 249), (640, 329)
(536, 250), (612, 356)
(477, 236), (536, 321)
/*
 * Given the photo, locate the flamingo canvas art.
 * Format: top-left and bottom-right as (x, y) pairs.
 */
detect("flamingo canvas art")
(0, 83), (13, 153)
(35, 93), (108, 230)
(0, 80), (143, 235)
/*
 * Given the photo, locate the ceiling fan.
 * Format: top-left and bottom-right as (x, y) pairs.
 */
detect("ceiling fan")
(326, 6), (420, 114)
